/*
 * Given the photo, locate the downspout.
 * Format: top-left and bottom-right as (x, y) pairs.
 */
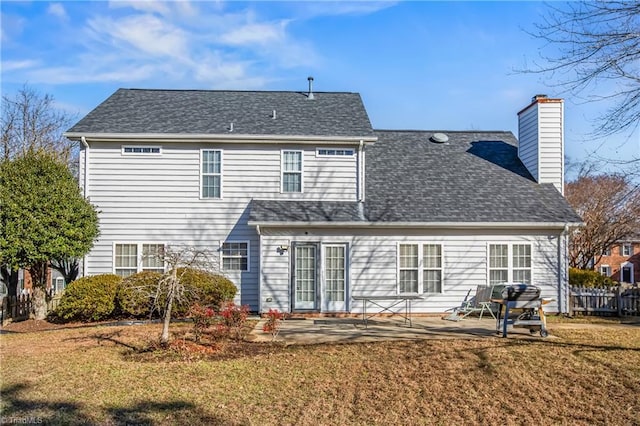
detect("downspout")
(80, 137), (89, 278)
(357, 140), (365, 202)
(558, 224), (569, 314)
(256, 224), (262, 314)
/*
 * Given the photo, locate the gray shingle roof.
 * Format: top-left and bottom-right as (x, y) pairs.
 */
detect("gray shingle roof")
(249, 200), (363, 223)
(365, 130), (581, 223)
(250, 130), (582, 225)
(67, 89), (375, 138)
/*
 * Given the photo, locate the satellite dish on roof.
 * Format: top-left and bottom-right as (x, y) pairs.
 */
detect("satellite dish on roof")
(430, 133), (449, 143)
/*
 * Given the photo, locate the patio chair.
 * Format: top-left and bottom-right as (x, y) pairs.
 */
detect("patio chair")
(443, 285), (496, 321)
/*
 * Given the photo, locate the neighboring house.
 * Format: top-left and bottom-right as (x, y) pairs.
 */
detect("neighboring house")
(595, 237), (639, 283)
(64, 85), (581, 314)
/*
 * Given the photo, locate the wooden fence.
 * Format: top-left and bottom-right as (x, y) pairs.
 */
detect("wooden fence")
(570, 285), (640, 317)
(1, 291), (63, 324)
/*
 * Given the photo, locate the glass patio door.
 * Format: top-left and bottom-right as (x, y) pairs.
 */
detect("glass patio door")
(294, 245), (317, 310)
(322, 245), (347, 312)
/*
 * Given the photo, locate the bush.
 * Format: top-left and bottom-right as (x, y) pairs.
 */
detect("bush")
(569, 268), (615, 288)
(54, 274), (122, 321)
(116, 271), (162, 318)
(175, 268), (237, 313)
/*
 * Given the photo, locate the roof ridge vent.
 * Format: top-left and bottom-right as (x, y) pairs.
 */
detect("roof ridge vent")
(430, 132), (449, 144)
(307, 76), (315, 100)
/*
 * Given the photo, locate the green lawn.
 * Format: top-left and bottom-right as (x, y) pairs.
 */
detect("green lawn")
(1, 322), (639, 425)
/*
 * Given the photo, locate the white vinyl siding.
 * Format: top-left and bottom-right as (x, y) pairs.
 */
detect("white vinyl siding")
(114, 243), (166, 277)
(221, 241), (249, 272)
(201, 149), (222, 199)
(488, 243), (532, 285)
(259, 229), (564, 314)
(518, 100), (564, 194)
(281, 150), (303, 193)
(397, 243), (443, 294)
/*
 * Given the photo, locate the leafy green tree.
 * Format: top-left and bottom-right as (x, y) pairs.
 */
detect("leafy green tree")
(0, 149), (99, 319)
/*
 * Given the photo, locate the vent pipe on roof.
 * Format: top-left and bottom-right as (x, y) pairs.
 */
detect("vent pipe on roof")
(272, 109), (277, 119)
(229, 122), (234, 132)
(307, 76), (315, 100)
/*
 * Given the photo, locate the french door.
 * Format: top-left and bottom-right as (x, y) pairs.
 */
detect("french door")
(292, 243), (348, 312)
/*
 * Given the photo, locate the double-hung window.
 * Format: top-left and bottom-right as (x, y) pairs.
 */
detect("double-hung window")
(201, 149), (222, 198)
(622, 244), (632, 257)
(221, 242), (249, 271)
(114, 243), (166, 277)
(282, 150), (303, 193)
(398, 243), (444, 294)
(600, 265), (611, 277)
(488, 243), (532, 285)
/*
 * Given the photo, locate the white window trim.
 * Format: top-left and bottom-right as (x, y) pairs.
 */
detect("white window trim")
(396, 242), (445, 294)
(113, 242), (166, 276)
(280, 149), (304, 193)
(315, 148), (355, 157)
(600, 265), (611, 276)
(200, 149), (223, 199)
(622, 244), (632, 257)
(122, 145), (162, 155)
(620, 262), (634, 283)
(220, 240), (251, 273)
(486, 242), (533, 285)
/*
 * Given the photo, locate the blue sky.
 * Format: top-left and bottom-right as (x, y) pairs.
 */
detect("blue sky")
(2, 1), (638, 177)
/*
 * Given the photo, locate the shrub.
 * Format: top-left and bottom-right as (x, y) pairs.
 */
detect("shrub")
(174, 268), (237, 314)
(54, 274), (122, 321)
(569, 268), (615, 288)
(262, 308), (284, 341)
(116, 271), (162, 318)
(190, 303), (216, 342)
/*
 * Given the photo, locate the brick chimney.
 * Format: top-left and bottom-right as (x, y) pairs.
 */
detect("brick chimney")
(517, 95), (564, 194)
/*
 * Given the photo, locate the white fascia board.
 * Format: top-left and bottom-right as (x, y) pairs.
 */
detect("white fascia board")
(64, 132), (378, 145)
(248, 220), (583, 230)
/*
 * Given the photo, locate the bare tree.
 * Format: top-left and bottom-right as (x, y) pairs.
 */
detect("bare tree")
(565, 171), (640, 269)
(1, 84), (77, 164)
(50, 257), (80, 286)
(150, 246), (218, 345)
(527, 1), (640, 140)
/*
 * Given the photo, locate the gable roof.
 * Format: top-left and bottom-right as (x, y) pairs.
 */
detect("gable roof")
(250, 130), (582, 227)
(66, 88), (375, 139)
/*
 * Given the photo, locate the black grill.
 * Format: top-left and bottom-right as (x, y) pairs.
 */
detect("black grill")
(495, 284), (550, 338)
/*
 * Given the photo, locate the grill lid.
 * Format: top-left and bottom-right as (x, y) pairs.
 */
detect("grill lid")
(501, 284), (541, 301)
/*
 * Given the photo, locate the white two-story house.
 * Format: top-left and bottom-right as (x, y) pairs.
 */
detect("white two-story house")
(65, 86), (581, 314)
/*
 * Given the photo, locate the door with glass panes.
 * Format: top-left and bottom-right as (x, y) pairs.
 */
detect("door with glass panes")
(292, 243), (348, 312)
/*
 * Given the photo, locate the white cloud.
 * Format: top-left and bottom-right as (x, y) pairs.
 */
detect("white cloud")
(47, 3), (69, 21)
(1, 59), (40, 72)
(2, 2), (322, 89)
(220, 21), (288, 46)
(86, 14), (189, 59)
(108, 0), (171, 16)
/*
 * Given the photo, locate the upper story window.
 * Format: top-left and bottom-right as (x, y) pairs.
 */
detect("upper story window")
(316, 148), (355, 157)
(621, 244), (633, 257)
(122, 146), (161, 155)
(115, 243), (166, 277)
(221, 241), (249, 271)
(281, 150), (303, 193)
(201, 149), (222, 199)
(488, 243), (532, 286)
(602, 247), (611, 256)
(397, 243), (443, 294)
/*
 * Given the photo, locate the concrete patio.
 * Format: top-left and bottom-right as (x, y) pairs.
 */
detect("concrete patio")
(247, 315), (542, 345)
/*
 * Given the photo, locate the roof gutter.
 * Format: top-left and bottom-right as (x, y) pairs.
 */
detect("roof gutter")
(64, 132), (378, 145)
(248, 220), (584, 230)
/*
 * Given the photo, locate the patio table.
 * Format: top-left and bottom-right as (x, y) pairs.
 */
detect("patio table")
(352, 295), (423, 328)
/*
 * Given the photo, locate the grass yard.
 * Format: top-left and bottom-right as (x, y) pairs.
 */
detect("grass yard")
(1, 321), (639, 425)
